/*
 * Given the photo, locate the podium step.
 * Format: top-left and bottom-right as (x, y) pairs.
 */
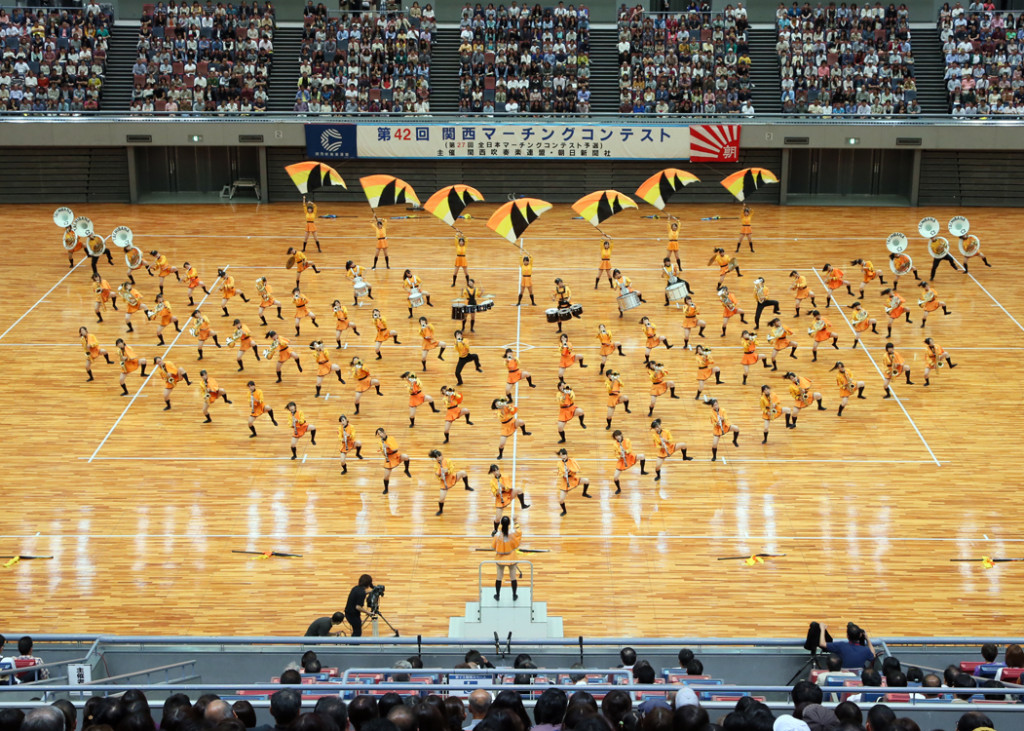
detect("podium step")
(448, 586), (563, 638)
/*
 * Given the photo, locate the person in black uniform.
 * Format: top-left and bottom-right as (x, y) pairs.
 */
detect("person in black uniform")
(305, 612), (346, 637)
(461, 278), (484, 333)
(344, 574), (374, 637)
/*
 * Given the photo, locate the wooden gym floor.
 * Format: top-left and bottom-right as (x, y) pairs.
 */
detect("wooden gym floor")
(1, 201), (1022, 640)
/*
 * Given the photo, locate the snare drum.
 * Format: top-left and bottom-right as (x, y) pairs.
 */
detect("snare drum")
(617, 291), (642, 311)
(451, 299), (468, 320)
(353, 276), (369, 298)
(408, 287), (426, 308)
(569, 303), (584, 319)
(477, 298), (494, 312)
(665, 280), (689, 303)
(545, 308), (560, 323)
(557, 308), (573, 322)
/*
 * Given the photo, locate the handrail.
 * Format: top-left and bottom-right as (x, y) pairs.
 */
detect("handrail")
(0, 656), (90, 680)
(82, 660), (197, 685)
(339, 667), (633, 683)
(478, 560), (533, 599)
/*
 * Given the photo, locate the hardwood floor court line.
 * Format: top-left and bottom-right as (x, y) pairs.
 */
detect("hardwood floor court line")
(967, 272), (1024, 333)
(75, 455), (948, 464)
(0, 258), (84, 342)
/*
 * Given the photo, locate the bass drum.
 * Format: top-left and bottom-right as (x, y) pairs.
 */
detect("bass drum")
(665, 280), (689, 302)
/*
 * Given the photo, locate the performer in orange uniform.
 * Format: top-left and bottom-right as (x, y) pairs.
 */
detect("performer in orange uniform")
(503, 348), (535, 396)
(92, 273), (117, 323)
(694, 344), (722, 401)
(403, 269), (434, 319)
(79, 326), (111, 381)
(492, 396), (530, 460)
(916, 281), (951, 327)
(429, 449), (473, 515)
(556, 381), (586, 442)
(881, 288), (913, 337)
(708, 247), (742, 289)
(557, 333), (587, 381)
(333, 300), (361, 348)
(849, 302), (877, 349)
(517, 255), (535, 306)
(64, 225), (81, 269)
(596, 239), (614, 289)
(285, 401), (316, 459)
(302, 197), (321, 253)
(452, 231), (469, 287)
(181, 261), (210, 306)
(441, 385), (473, 443)
(807, 310), (839, 361)
(784, 371), (825, 427)
(708, 398), (739, 461)
(228, 319), (259, 371)
(336, 414), (363, 474)
(821, 263), (854, 307)
(735, 204), (755, 253)
(923, 337), (957, 386)
(401, 370), (438, 426)
(147, 250), (179, 294)
(292, 286), (318, 336)
(190, 308), (221, 360)
(650, 419), (692, 479)
(154, 356), (190, 410)
(488, 463), (530, 532)
(640, 316), (674, 363)
(882, 342), (913, 397)
(151, 293), (180, 346)
(789, 270), (816, 317)
(312, 339), (345, 398)
(371, 309), (400, 359)
(372, 215), (390, 269)
(349, 356), (382, 414)
(766, 317), (799, 370)
(681, 295), (706, 349)
(115, 338), (146, 395)
(256, 276), (284, 325)
(345, 260), (373, 306)
(555, 447), (590, 515)
(759, 384), (790, 443)
(889, 252), (920, 290)
(666, 216), (681, 267)
(247, 380), (278, 437)
(288, 247), (321, 288)
(199, 370), (231, 423)
(830, 361), (866, 416)
(218, 269), (250, 318)
(718, 285), (747, 337)
(377, 427), (411, 495)
(647, 360), (678, 416)
(611, 430), (647, 494)
(740, 330), (769, 384)
(492, 515), (523, 600)
(850, 258), (886, 298)
(265, 330), (303, 383)
(604, 369), (631, 429)
(597, 323), (624, 374)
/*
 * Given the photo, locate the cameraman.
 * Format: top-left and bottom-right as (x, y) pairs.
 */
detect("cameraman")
(345, 574), (375, 637)
(818, 620), (876, 669)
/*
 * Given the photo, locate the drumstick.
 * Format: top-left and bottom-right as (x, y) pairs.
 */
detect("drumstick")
(950, 557), (1024, 562)
(472, 548), (550, 553)
(717, 553), (786, 561)
(231, 550), (303, 558)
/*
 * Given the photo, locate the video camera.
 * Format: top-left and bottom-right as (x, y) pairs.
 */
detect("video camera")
(367, 584), (385, 613)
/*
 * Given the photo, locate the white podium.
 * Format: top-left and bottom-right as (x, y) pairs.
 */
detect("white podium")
(448, 562), (564, 638)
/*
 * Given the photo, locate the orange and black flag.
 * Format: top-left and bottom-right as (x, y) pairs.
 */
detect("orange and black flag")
(720, 167), (778, 203)
(360, 174), (420, 208)
(571, 190), (638, 228)
(486, 198), (552, 244)
(424, 184), (485, 227)
(635, 168), (700, 210)
(285, 161), (346, 195)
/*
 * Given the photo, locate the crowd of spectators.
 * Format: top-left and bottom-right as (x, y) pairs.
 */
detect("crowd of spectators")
(132, 1), (275, 113)
(617, 3), (754, 114)
(776, 2), (920, 115)
(938, 2), (1024, 115)
(0, 4), (112, 112)
(456, 1), (591, 115)
(294, 2), (432, 113)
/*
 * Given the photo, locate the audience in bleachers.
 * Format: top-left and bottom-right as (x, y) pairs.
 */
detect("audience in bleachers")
(938, 1), (1024, 115)
(132, 1), (275, 113)
(617, 2), (752, 114)
(294, 2), (432, 113)
(776, 1), (920, 115)
(0, 5), (113, 112)
(457, 1), (591, 114)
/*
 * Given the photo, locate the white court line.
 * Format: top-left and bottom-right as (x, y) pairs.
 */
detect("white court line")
(227, 265), (806, 273)
(811, 269), (941, 467)
(87, 269), (227, 463)
(966, 272), (1024, 334)
(510, 255), (524, 522)
(139, 233), (896, 243)
(0, 258), (84, 342)
(78, 455), (947, 464)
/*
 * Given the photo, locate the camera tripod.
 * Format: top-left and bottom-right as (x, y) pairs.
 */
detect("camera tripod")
(369, 608), (400, 637)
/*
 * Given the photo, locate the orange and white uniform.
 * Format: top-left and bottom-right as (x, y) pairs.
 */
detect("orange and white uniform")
(233, 324), (254, 351)
(407, 377), (426, 407)
(559, 340), (576, 368)
(192, 314), (212, 342)
(760, 392), (782, 421)
(860, 260), (879, 283)
(498, 403), (519, 436)
(404, 274), (423, 294)
(892, 253), (912, 274)
(420, 323), (440, 351)
(184, 266), (201, 291)
(259, 281), (276, 308)
(713, 251), (732, 276)
(272, 335), (292, 362)
(643, 323), (662, 349)
(155, 302), (175, 327)
(741, 335), (760, 365)
(883, 350), (906, 378)
(338, 423), (356, 453)
(649, 365), (669, 395)
(294, 293), (311, 319)
(454, 236), (468, 267)
(82, 332), (102, 361)
(557, 388), (578, 421)
(667, 223), (680, 251)
(721, 291), (740, 317)
(334, 304), (352, 331)
(94, 278), (113, 305)
(159, 360), (183, 389)
(491, 474), (515, 508)
(294, 251), (312, 273)
(379, 434), (402, 468)
(203, 376), (222, 405)
(852, 308), (872, 332)
(696, 351), (715, 381)
(740, 209), (752, 235)
(315, 349), (332, 377)
(506, 356), (523, 384)
(520, 259), (532, 287)
(434, 456), (460, 488)
(250, 387), (268, 417)
(836, 368), (857, 398)
(444, 390), (465, 422)
(374, 219), (388, 249)
(291, 408), (309, 438)
(352, 362), (373, 392)
(613, 437), (638, 470)
(788, 376), (814, 408)
(125, 288), (144, 315)
(598, 329), (615, 356)
(613, 272), (634, 293)
(221, 275), (239, 299)
(682, 302), (700, 329)
(825, 267), (845, 291)
(153, 254), (173, 278)
(494, 525), (522, 565)
(373, 316), (390, 343)
(925, 344), (946, 370)
(119, 345), (140, 374)
(885, 292), (907, 319)
(769, 323), (794, 351)
(792, 275), (810, 300)
(599, 242), (612, 271)
(918, 287), (941, 312)
(305, 202), (318, 232)
(64, 228), (81, 252)
(811, 316), (833, 342)
(346, 264), (366, 282)
(606, 377), (624, 407)
(556, 458), (583, 491)
(710, 406), (731, 436)
(651, 428), (677, 457)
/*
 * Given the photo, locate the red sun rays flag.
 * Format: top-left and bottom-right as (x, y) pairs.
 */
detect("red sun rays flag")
(285, 161), (347, 195)
(424, 184), (485, 227)
(359, 174), (420, 208)
(486, 198), (553, 243)
(635, 169), (701, 210)
(720, 168), (779, 203)
(571, 190), (638, 228)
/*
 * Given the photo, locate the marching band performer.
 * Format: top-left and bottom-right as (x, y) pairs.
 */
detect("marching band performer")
(376, 427), (411, 495)
(401, 370), (438, 426)
(789, 270), (816, 317)
(807, 310), (839, 361)
(292, 286), (318, 336)
(116, 280), (147, 332)
(917, 281), (951, 327)
(336, 414), (363, 474)
(333, 300), (361, 348)
(882, 342), (913, 397)
(454, 330), (482, 386)
(923, 337), (957, 386)
(661, 256), (689, 307)
(596, 239), (614, 289)
(752, 277), (781, 329)
(708, 398), (739, 461)
(821, 263), (855, 308)
(429, 449), (473, 515)
(557, 332), (587, 381)
(958, 234), (992, 272)
(181, 261), (210, 306)
(650, 419), (692, 479)
(64, 224), (81, 269)
(441, 384), (473, 443)
(460, 278), (486, 333)
(881, 288), (913, 337)
(151, 293), (180, 346)
(597, 323), (625, 374)
(190, 307), (221, 359)
(694, 344), (722, 401)
(516, 254), (535, 306)
(503, 348), (535, 396)
(681, 295), (706, 349)
(718, 285), (747, 336)
(604, 369), (631, 429)
(736, 204), (754, 253)
(488, 463), (530, 531)
(247, 380), (278, 437)
(613, 268), (646, 317)
(86, 232), (114, 275)
(288, 247), (321, 288)
(92, 273), (117, 323)
(256, 276), (284, 325)
(345, 260), (373, 306)
(218, 269), (250, 317)
(849, 301), (878, 349)
(557, 381), (587, 442)
(418, 316), (446, 371)
(740, 330), (769, 384)
(928, 235), (961, 281)
(783, 371), (825, 427)
(285, 401), (317, 460)
(264, 330), (303, 383)
(611, 430), (647, 494)
(312, 339), (345, 398)
(666, 216), (681, 267)
(147, 250), (179, 294)
(452, 231), (470, 287)
(350, 356), (382, 414)
(888, 252), (920, 289)
(708, 247), (742, 289)
(766, 317), (799, 369)
(115, 338), (146, 395)
(555, 448), (589, 515)
(759, 384), (790, 443)
(851, 258), (886, 298)
(199, 370), (231, 423)
(79, 326), (111, 381)
(830, 361), (866, 416)
(640, 316), (674, 363)
(372, 215), (389, 269)
(492, 396), (530, 460)
(302, 196), (321, 253)
(647, 359), (678, 415)
(371, 308), (400, 359)
(403, 269), (434, 318)
(552, 278), (572, 333)
(492, 515), (522, 601)
(228, 319), (259, 370)
(154, 356), (190, 410)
